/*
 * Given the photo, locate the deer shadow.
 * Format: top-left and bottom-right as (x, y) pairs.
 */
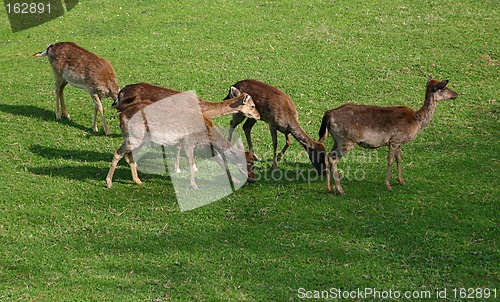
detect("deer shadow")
(0, 104), (115, 136)
(30, 144), (112, 163)
(28, 144), (173, 184)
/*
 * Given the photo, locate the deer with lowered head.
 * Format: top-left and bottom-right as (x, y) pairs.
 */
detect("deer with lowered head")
(106, 92), (258, 189)
(32, 42), (119, 135)
(225, 79), (326, 174)
(112, 82), (260, 173)
(318, 75), (458, 195)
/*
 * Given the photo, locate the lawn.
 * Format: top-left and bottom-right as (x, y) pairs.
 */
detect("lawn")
(0, 0), (498, 301)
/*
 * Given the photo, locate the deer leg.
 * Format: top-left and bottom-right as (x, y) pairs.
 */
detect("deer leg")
(242, 118), (259, 161)
(228, 113), (246, 141)
(329, 138), (354, 195)
(106, 147), (125, 188)
(92, 102), (99, 132)
(174, 145), (182, 173)
(174, 145), (197, 173)
(326, 153), (344, 195)
(332, 158), (344, 195)
(90, 93), (111, 135)
(325, 151), (334, 193)
(276, 132), (292, 162)
(185, 145), (198, 190)
(386, 143), (398, 191)
(54, 78), (69, 120)
(395, 146), (406, 186)
(126, 152), (142, 186)
(270, 126), (280, 170)
(326, 139), (346, 195)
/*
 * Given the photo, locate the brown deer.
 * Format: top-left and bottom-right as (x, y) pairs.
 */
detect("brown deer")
(318, 75), (458, 195)
(32, 42), (119, 135)
(106, 92), (255, 189)
(225, 79), (326, 174)
(113, 82), (260, 172)
(113, 82), (260, 119)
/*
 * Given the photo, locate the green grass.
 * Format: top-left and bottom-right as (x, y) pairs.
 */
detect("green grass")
(0, 0), (498, 301)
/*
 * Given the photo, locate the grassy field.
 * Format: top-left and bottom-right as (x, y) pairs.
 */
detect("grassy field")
(0, 0), (498, 301)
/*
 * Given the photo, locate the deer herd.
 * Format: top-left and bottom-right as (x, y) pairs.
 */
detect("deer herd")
(32, 42), (458, 195)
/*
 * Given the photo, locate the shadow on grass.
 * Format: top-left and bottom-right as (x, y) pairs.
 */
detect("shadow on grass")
(60, 219), (367, 298)
(28, 146), (173, 185)
(27, 164), (171, 185)
(27, 165), (108, 182)
(30, 144), (113, 162)
(0, 103), (116, 136)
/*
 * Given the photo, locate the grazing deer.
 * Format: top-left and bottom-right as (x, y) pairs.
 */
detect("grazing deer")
(318, 75), (458, 195)
(106, 92), (256, 189)
(225, 79), (326, 173)
(113, 82), (260, 172)
(32, 42), (119, 135)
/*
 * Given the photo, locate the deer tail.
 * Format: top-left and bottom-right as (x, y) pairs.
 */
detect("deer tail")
(31, 44), (52, 57)
(318, 112), (330, 143)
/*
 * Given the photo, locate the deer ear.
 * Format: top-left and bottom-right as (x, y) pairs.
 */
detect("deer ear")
(242, 94), (250, 104)
(432, 80), (449, 92)
(230, 86), (241, 98)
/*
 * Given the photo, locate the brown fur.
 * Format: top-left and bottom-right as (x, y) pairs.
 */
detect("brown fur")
(318, 76), (458, 194)
(113, 82), (260, 173)
(113, 82), (260, 119)
(225, 79), (326, 174)
(32, 42), (119, 135)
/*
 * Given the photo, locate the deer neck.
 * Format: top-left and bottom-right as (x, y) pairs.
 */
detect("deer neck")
(200, 98), (238, 118)
(289, 120), (326, 173)
(415, 94), (438, 130)
(289, 121), (317, 150)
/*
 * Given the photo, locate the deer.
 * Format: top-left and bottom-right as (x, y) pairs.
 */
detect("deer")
(318, 75), (458, 195)
(113, 82), (259, 119)
(32, 42), (119, 135)
(105, 92), (256, 189)
(225, 79), (326, 174)
(112, 82), (260, 173)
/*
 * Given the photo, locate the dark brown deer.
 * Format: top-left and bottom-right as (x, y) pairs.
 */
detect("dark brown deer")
(225, 79), (326, 174)
(318, 75), (458, 194)
(113, 82), (259, 119)
(113, 82), (260, 173)
(106, 92), (256, 189)
(32, 42), (119, 135)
